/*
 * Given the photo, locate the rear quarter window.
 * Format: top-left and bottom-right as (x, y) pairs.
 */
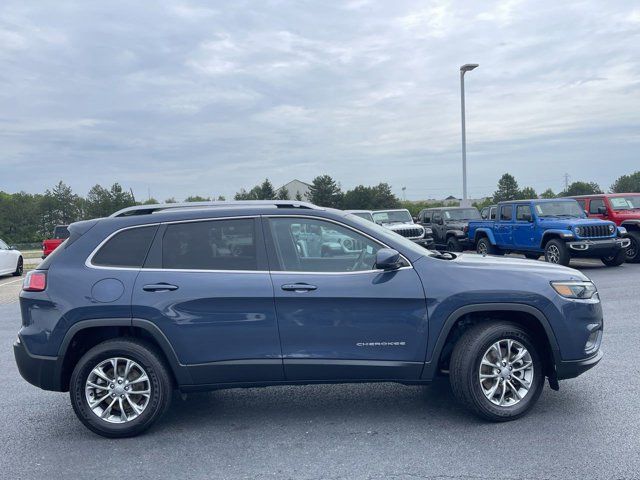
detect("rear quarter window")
(91, 225), (158, 268)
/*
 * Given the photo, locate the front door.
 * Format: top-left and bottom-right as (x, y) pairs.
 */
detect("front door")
(132, 217), (284, 384)
(0, 240), (11, 273)
(264, 216), (428, 381)
(513, 205), (535, 248)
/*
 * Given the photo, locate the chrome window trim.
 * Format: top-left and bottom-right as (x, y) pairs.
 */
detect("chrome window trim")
(85, 214), (413, 274)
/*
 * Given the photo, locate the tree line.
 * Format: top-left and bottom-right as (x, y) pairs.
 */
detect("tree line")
(2, 170), (638, 244)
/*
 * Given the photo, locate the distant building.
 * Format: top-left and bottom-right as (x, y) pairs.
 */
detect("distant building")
(279, 179), (311, 200)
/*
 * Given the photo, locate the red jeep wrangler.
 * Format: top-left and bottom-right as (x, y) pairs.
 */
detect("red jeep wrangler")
(570, 194), (640, 263)
(41, 225), (69, 259)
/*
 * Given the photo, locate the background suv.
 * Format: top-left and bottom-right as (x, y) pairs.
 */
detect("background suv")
(15, 201), (603, 437)
(416, 206), (481, 251)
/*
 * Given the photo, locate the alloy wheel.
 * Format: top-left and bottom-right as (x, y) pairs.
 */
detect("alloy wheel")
(478, 241), (488, 255)
(478, 339), (534, 407)
(546, 244), (560, 263)
(626, 237), (637, 260)
(85, 357), (151, 424)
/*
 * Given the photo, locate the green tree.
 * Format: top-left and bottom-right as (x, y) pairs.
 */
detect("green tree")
(185, 195), (211, 202)
(518, 187), (538, 199)
(259, 179), (276, 200)
(560, 181), (602, 197)
(164, 197), (178, 203)
(307, 175), (343, 208)
(85, 183), (136, 218)
(370, 183), (400, 209)
(540, 188), (556, 199)
(610, 171), (640, 193)
(142, 197), (159, 205)
(492, 174), (520, 203)
(276, 187), (290, 200)
(294, 191), (303, 201)
(343, 185), (375, 210)
(216, 195), (226, 201)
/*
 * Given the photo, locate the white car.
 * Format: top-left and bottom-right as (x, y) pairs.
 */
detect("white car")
(0, 239), (23, 277)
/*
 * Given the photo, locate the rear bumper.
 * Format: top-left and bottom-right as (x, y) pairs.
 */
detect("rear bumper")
(13, 336), (63, 391)
(567, 237), (630, 257)
(555, 349), (603, 380)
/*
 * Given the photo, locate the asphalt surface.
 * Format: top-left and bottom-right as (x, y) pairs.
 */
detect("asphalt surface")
(1, 259), (639, 480)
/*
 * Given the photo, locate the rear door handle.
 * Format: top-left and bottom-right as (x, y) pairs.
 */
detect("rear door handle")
(281, 283), (317, 292)
(143, 283), (179, 292)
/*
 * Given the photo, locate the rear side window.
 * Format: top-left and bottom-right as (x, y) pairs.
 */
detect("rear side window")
(53, 226), (70, 239)
(500, 205), (513, 221)
(516, 205), (532, 221)
(92, 226), (157, 268)
(589, 198), (605, 214)
(162, 218), (257, 271)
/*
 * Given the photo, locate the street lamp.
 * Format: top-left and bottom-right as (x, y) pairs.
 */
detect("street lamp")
(460, 63), (478, 207)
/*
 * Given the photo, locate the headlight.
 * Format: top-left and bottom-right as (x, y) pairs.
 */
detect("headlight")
(574, 226), (581, 236)
(618, 226), (627, 235)
(424, 227), (433, 235)
(551, 281), (597, 300)
(608, 224), (615, 234)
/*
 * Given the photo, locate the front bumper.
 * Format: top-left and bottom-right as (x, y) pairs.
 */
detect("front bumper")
(413, 237), (435, 248)
(567, 237), (630, 257)
(555, 349), (603, 380)
(13, 336), (63, 391)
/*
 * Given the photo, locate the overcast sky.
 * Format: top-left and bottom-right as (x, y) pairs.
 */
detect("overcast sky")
(1, 1), (639, 201)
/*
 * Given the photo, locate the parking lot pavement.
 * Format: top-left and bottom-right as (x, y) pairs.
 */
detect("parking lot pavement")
(1, 263), (639, 480)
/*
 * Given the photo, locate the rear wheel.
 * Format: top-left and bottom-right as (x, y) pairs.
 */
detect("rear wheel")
(446, 236), (463, 252)
(544, 239), (570, 266)
(70, 339), (173, 438)
(476, 237), (499, 256)
(601, 249), (626, 267)
(449, 322), (545, 421)
(625, 231), (640, 263)
(12, 257), (23, 276)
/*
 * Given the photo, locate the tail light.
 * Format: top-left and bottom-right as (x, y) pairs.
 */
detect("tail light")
(463, 225), (469, 233)
(23, 271), (47, 292)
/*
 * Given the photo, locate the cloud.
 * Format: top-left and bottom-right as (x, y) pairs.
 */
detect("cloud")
(0, 0), (638, 201)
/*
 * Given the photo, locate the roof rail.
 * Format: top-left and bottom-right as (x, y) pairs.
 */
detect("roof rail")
(110, 200), (322, 217)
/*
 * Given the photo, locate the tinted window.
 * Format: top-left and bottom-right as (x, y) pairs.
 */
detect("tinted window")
(162, 219), (257, 270)
(576, 199), (586, 210)
(421, 210), (431, 223)
(500, 205), (513, 221)
(0, 239), (8, 249)
(92, 226), (157, 267)
(53, 226), (70, 239)
(589, 198), (605, 214)
(432, 212), (441, 223)
(516, 205), (532, 221)
(490, 207), (497, 220)
(268, 217), (383, 272)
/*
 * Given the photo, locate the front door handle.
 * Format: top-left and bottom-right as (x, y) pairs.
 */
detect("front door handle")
(143, 283), (179, 292)
(281, 283), (317, 292)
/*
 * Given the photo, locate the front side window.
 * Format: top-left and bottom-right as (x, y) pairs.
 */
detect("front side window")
(500, 205), (513, 221)
(268, 217), (383, 272)
(92, 225), (158, 268)
(162, 219), (257, 270)
(516, 205), (533, 222)
(609, 195), (640, 210)
(0, 239), (8, 249)
(372, 210), (412, 224)
(589, 198), (605, 214)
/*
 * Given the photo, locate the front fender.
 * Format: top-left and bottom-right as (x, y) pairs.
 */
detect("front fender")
(540, 229), (573, 247)
(621, 220), (640, 231)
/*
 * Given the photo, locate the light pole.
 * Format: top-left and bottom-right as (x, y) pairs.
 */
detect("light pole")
(460, 63), (478, 207)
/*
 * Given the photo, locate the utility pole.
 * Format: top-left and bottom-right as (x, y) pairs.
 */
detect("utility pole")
(460, 63), (479, 207)
(402, 186), (406, 201)
(563, 173), (570, 192)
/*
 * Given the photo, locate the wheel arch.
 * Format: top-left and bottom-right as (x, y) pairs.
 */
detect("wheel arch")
(621, 220), (640, 232)
(422, 303), (561, 381)
(57, 319), (191, 391)
(474, 228), (496, 245)
(540, 231), (566, 248)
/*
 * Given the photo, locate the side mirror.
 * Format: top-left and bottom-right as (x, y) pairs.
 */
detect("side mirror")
(523, 214), (533, 222)
(597, 206), (607, 215)
(375, 248), (402, 270)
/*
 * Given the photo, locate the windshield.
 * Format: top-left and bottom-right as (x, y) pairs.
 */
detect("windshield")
(609, 195), (640, 211)
(350, 211), (374, 222)
(534, 200), (586, 218)
(443, 208), (481, 221)
(345, 214), (431, 257)
(372, 210), (412, 224)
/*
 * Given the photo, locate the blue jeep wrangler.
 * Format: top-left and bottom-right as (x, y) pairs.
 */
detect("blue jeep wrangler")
(469, 199), (630, 266)
(15, 201), (604, 437)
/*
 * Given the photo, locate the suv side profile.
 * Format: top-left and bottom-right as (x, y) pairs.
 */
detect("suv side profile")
(15, 201), (603, 437)
(416, 207), (481, 251)
(569, 193), (640, 263)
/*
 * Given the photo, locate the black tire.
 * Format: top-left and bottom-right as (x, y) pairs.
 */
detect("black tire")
(625, 231), (640, 263)
(70, 339), (173, 438)
(446, 236), (463, 252)
(544, 239), (570, 266)
(476, 237), (502, 256)
(12, 257), (23, 276)
(449, 321), (545, 422)
(601, 248), (626, 267)
(524, 253), (540, 260)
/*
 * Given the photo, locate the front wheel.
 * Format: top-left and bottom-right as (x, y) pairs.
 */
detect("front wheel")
(544, 239), (570, 266)
(449, 322), (545, 421)
(625, 231), (640, 263)
(446, 237), (463, 252)
(70, 339), (173, 438)
(601, 249), (626, 267)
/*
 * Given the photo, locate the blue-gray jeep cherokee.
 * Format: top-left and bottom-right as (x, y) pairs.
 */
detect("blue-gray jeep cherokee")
(14, 201), (603, 437)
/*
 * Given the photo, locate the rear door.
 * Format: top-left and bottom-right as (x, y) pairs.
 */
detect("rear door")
(496, 205), (515, 246)
(431, 211), (446, 245)
(132, 217), (284, 384)
(264, 215), (428, 381)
